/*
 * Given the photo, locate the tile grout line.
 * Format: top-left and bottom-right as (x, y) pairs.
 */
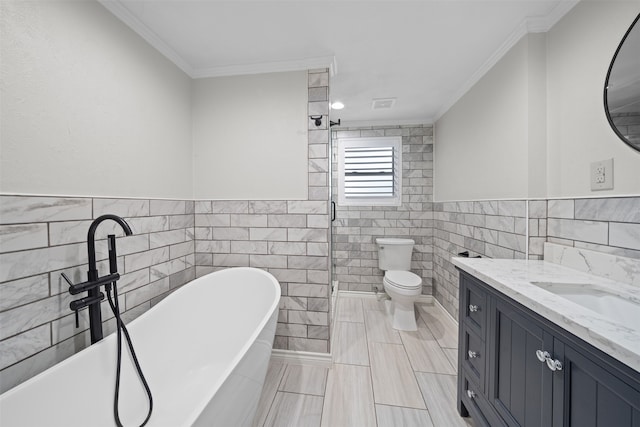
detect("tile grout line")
(260, 363), (288, 427)
(317, 362), (329, 427)
(399, 314), (433, 419)
(360, 297), (379, 427)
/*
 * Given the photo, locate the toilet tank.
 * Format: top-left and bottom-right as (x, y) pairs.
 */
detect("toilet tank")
(376, 238), (415, 271)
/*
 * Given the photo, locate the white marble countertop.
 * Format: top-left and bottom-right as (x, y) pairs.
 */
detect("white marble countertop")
(452, 257), (640, 374)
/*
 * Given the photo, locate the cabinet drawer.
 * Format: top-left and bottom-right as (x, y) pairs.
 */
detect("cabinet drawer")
(462, 276), (487, 335)
(462, 327), (485, 389)
(461, 371), (502, 427)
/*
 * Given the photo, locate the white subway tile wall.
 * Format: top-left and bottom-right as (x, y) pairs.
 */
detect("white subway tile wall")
(432, 196), (640, 319)
(331, 125), (434, 294)
(432, 200), (542, 318)
(0, 195), (196, 393)
(547, 197), (640, 258)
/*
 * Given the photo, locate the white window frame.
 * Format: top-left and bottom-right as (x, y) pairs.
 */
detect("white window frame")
(337, 136), (402, 207)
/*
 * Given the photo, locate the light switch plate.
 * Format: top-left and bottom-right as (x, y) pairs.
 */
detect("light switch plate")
(590, 158), (614, 191)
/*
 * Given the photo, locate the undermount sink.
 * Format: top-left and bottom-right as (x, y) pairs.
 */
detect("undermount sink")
(530, 281), (640, 326)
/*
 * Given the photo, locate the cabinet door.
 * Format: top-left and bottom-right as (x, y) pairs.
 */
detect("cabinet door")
(489, 298), (554, 427)
(553, 340), (640, 427)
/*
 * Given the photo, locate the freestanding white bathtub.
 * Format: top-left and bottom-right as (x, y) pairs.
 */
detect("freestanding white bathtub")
(0, 267), (281, 427)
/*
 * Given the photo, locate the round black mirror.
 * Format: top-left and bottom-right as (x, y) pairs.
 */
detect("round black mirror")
(604, 13), (640, 152)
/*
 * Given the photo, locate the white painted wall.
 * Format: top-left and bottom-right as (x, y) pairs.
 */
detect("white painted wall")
(546, 0), (640, 197)
(435, 1), (640, 201)
(434, 36), (533, 201)
(527, 34), (548, 199)
(192, 72), (308, 200)
(0, 1), (192, 199)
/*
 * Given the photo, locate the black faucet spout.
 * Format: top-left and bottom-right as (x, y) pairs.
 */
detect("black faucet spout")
(87, 214), (133, 279)
(84, 214), (133, 344)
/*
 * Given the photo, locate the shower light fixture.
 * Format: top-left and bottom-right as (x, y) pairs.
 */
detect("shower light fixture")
(331, 101), (345, 110)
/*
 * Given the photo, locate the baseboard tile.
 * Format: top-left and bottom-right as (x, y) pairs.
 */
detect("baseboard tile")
(431, 297), (459, 327)
(339, 290), (436, 304)
(271, 349), (333, 367)
(337, 290), (381, 298)
(416, 295), (434, 304)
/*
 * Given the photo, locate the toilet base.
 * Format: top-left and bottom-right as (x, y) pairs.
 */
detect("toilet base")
(384, 296), (418, 331)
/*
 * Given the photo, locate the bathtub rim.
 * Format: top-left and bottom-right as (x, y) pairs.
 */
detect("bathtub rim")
(0, 267), (281, 427)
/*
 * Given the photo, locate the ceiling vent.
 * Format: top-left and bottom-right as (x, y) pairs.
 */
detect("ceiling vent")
(372, 98), (396, 110)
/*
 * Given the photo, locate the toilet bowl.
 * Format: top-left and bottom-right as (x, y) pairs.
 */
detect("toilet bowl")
(376, 238), (423, 331)
(383, 270), (422, 330)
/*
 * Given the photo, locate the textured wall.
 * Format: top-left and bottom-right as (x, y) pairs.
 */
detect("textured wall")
(546, 1), (640, 197)
(331, 125), (434, 294)
(192, 71), (309, 200)
(0, 1), (193, 198)
(434, 35), (537, 201)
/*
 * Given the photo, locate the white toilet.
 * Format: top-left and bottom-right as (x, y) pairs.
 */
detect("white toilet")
(376, 238), (422, 331)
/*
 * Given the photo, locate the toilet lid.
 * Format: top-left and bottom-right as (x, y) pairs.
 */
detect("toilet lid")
(385, 270), (422, 289)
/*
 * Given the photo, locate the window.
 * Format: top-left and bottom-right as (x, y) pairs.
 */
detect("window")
(337, 136), (402, 206)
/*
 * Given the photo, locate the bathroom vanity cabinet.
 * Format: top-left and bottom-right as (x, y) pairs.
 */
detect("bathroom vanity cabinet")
(457, 270), (640, 427)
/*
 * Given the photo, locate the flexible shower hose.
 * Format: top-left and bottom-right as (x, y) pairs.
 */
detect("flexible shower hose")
(107, 283), (153, 427)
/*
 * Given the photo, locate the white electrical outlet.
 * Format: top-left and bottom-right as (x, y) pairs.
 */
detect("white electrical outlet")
(590, 159), (614, 190)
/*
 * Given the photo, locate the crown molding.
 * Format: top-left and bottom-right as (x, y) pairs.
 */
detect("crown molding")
(99, 0), (337, 79)
(434, 0), (580, 122)
(97, 0), (195, 77)
(538, 0), (581, 31)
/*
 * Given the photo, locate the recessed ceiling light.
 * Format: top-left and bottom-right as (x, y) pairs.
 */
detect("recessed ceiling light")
(331, 101), (345, 110)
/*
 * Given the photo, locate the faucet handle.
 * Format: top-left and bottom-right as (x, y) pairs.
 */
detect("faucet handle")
(60, 272), (75, 287)
(69, 292), (105, 328)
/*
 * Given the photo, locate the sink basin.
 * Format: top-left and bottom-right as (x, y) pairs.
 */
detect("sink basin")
(530, 281), (640, 326)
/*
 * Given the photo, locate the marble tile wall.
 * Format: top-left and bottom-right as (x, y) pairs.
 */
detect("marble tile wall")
(193, 200), (330, 354)
(330, 125), (434, 294)
(0, 195), (196, 393)
(547, 196), (640, 258)
(433, 196), (640, 319)
(432, 199), (547, 318)
(193, 69), (331, 354)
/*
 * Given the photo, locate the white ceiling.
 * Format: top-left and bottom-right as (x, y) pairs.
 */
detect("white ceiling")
(100, 0), (579, 125)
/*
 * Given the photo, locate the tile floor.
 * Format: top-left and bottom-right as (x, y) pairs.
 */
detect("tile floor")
(252, 294), (475, 427)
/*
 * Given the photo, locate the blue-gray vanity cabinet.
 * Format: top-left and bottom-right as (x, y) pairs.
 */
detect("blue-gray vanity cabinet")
(552, 340), (640, 427)
(488, 297), (554, 427)
(457, 269), (640, 427)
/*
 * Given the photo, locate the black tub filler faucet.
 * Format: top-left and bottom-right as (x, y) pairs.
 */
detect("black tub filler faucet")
(61, 214), (132, 344)
(61, 215), (153, 426)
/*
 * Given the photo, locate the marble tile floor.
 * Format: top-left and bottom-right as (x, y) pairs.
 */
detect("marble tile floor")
(253, 294), (475, 427)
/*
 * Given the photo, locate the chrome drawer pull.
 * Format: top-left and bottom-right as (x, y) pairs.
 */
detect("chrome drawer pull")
(536, 350), (563, 371)
(468, 304), (479, 312)
(546, 357), (563, 372)
(536, 349), (550, 362)
(467, 390), (477, 399)
(468, 350), (479, 359)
